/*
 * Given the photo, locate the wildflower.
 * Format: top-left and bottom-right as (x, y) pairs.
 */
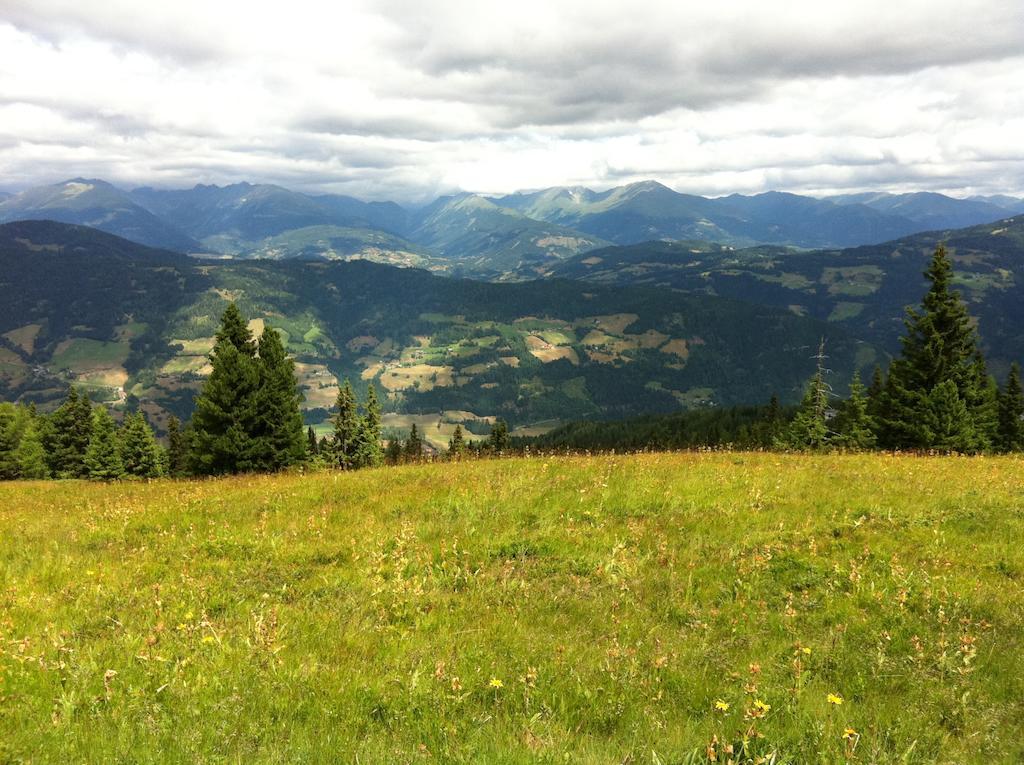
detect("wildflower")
(801, 647), (811, 655)
(843, 727), (858, 741)
(489, 677), (504, 689)
(714, 699), (730, 712)
(202, 635), (216, 644)
(753, 699), (771, 714)
(827, 693), (844, 705)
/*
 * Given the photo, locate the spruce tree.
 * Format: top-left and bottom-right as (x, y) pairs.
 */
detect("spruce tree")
(404, 423), (423, 461)
(780, 341), (831, 450)
(166, 416), (188, 477)
(46, 387), (94, 478)
(884, 245), (992, 451)
(487, 418), (510, 452)
(250, 326), (306, 472)
(120, 412), (162, 478)
(0, 404), (19, 480)
(331, 379), (360, 469)
(85, 406), (125, 480)
(832, 371), (877, 449)
(15, 418), (48, 479)
(997, 363), (1024, 452)
(189, 305), (261, 474)
(448, 424), (466, 458)
(307, 426), (319, 457)
(384, 438), (403, 464)
(354, 384), (383, 468)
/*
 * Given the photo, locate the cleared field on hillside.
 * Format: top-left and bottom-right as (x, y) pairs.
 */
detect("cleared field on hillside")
(1, 454), (1023, 763)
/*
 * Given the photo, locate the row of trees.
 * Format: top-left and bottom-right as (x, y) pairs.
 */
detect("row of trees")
(0, 388), (167, 481)
(782, 245), (1024, 453)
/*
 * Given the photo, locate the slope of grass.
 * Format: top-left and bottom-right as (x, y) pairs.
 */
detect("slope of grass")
(1, 453), (1023, 763)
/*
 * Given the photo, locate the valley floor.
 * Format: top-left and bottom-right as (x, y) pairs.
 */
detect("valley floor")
(1, 453), (1023, 763)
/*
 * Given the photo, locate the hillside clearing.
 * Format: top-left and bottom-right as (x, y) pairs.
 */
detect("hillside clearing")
(1, 453), (1022, 763)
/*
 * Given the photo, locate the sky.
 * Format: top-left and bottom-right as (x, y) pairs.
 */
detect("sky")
(1, 0), (1023, 202)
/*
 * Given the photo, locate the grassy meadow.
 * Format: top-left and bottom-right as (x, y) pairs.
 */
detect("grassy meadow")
(1, 453), (1023, 763)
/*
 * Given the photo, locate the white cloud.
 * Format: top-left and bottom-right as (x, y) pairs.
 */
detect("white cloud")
(0, 0), (1022, 200)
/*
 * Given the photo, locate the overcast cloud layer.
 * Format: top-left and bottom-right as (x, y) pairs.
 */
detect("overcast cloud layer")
(1, 0), (1023, 201)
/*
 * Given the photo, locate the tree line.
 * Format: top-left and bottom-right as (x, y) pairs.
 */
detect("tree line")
(2, 247), (1022, 481)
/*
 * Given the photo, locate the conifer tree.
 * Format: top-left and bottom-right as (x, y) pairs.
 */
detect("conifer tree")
(487, 418), (510, 452)
(997, 363), (1024, 452)
(832, 371), (877, 449)
(45, 387), (94, 478)
(780, 340), (831, 450)
(120, 412), (162, 478)
(448, 424), (466, 458)
(384, 437), (403, 465)
(15, 418), (48, 479)
(85, 406), (124, 480)
(307, 426), (319, 457)
(166, 416), (188, 477)
(0, 404), (19, 480)
(332, 379), (360, 469)
(404, 423), (423, 461)
(884, 245), (992, 451)
(250, 326), (306, 471)
(190, 304), (261, 474)
(354, 383), (383, 468)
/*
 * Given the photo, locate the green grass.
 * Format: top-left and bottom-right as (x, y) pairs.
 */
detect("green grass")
(1, 453), (1023, 763)
(49, 338), (130, 370)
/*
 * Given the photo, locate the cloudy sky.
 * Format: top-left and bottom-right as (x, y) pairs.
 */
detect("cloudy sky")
(1, 0), (1022, 201)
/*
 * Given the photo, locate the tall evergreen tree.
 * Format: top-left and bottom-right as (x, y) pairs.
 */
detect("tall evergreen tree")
(307, 426), (319, 457)
(85, 406), (125, 480)
(45, 387), (94, 478)
(384, 437), (403, 465)
(332, 379), (360, 469)
(832, 371), (877, 449)
(997, 363), (1024, 452)
(448, 424), (466, 458)
(249, 326), (306, 472)
(354, 383), (383, 468)
(0, 404), (20, 480)
(780, 340), (831, 450)
(120, 412), (162, 478)
(487, 418), (510, 452)
(404, 423), (423, 461)
(166, 416), (188, 477)
(190, 304), (261, 474)
(15, 418), (48, 479)
(884, 245), (992, 451)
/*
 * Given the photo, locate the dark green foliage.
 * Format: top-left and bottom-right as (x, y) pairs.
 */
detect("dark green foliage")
(14, 417), (48, 479)
(404, 423), (423, 461)
(250, 326), (306, 472)
(997, 363), (1024, 452)
(44, 387), (94, 478)
(353, 384), (382, 468)
(0, 404), (20, 480)
(780, 342), (831, 450)
(448, 424), (466, 458)
(331, 379), (360, 469)
(882, 246), (993, 451)
(166, 416), (188, 477)
(384, 438), (403, 465)
(119, 412), (162, 478)
(832, 371), (877, 449)
(189, 305), (262, 475)
(85, 406), (124, 480)
(307, 426), (319, 457)
(486, 418), (510, 452)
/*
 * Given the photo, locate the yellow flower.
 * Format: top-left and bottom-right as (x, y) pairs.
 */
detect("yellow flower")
(714, 700), (730, 712)
(801, 647), (811, 655)
(201, 635), (216, 644)
(754, 699), (771, 713)
(843, 727), (858, 741)
(827, 693), (844, 705)
(488, 677), (504, 689)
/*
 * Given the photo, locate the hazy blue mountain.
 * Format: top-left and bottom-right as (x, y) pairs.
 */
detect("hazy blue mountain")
(829, 191), (1013, 230)
(406, 193), (611, 277)
(0, 220), (867, 429)
(552, 215), (1024, 371)
(968, 194), (1024, 214)
(0, 179), (199, 252)
(498, 181), (918, 249)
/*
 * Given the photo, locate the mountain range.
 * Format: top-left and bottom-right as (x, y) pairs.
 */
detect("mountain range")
(1, 178), (1020, 280)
